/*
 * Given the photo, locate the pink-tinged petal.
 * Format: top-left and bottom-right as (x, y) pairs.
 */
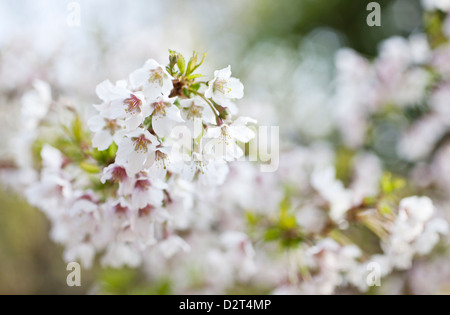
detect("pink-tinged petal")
(203, 138), (220, 156)
(87, 115), (106, 133)
(179, 161), (197, 182)
(115, 138), (134, 165)
(214, 65), (232, 79)
(152, 115), (175, 138)
(158, 236), (190, 259)
(161, 78), (174, 97)
(92, 130), (113, 151)
(125, 114), (143, 130)
(100, 164), (115, 183)
(211, 92), (228, 106)
(96, 80), (129, 102)
(126, 151), (147, 175)
(143, 151), (156, 169)
(228, 77), (244, 99)
(228, 125), (256, 143)
(204, 82), (214, 99)
(140, 101), (153, 118)
(143, 85), (164, 100)
(112, 129), (125, 144)
(132, 189), (150, 209)
(229, 117), (257, 142)
(95, 80), (115, 102)
(41, 145), (63, 170)
(184, 117), (203, 139)
(93, 102), (109, 113)
(144, 59), (161, 70)
(223, 101), (238, 115)
(129, 67), (149, 90)
(148, 186), (164, 206)
(103, 99), (126, 119)
(149, 160), (167, 180)
(200, 102), (216, 124)
(118, 179), (134, 196)
(165, 105), (184, 123)
(205, 126), (222, 139)
(199, 160), (229, 185)
(232, 116), (258, 126)
(179, 98), (194, 108)
(226, 141), (244, 160)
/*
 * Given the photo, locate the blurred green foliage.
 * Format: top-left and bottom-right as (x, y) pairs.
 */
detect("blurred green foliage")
(0, 187), (94, 294)
(243, 0), (422, 57)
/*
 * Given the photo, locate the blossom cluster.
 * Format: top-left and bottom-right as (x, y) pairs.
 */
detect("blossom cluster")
(23, 51), (257, 268)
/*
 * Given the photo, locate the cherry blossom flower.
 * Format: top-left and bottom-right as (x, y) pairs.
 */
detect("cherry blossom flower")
(129, 59), (174, 99)
(130, 175), (167, 209)
(150, 96), (184, 138)
(204, 117), (256, 161)
(94, 80), (149, 131)
(115, 128), (159, 175)
(205, 65), (244, 114)
(88, 115), (125, 150)
(101, 163), (134, 195)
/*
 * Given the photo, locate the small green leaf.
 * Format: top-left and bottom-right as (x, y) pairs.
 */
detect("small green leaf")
(187, 73), (203, 80)
(264, 228), (280, 241)
(381, 172), (393, 194)
(245, 211), (258, 226)
(186, 52), (206, 76)
(380, 204), (392, 215)
(79, 161), (100, 174)
(72, 116), (83, 143)
(280, 215), (297, 230)
(107, 142), (118, 159)
(183, 87), (191, 97)
(186, 53), (197, 76)
(380, 172), (405, 194)
(363, 196), (377, 206)
(393, 178), (405, 191)
(177, 54), (186, 75)
(189, 82), (201, 91)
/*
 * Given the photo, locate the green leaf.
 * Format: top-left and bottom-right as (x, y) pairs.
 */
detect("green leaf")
(334, 146), (354, 186)
(381, 172), (393, 194)
(187, 73), (203, 80)
(108, 141), (118, 157)
(186, 52), (206, 77)
(264, 228), (280, 241)
(177, 54), (186, 75)
(189, 82), (201, 91)
(183, 87), (191, 97)
(363, 196), (377, 206)
(280, 215), (297, 230)
(380, 172), (405, 195)
(392, 178), (406, 191)
(379, 203), (393, 215)
(245, 211), (258, 226)
(72, 116), (83, 143)
(186, 53), (197, 77)
(79, 161), (100, 174)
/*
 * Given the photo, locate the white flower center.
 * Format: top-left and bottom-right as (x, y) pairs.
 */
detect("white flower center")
(104, 119), (119, 135)
(154, 150), (169, 170)
(124, 94), (142, 114)
(132, 135), (150, 153)
(153, 101), (170, 116)
(149, 68), (165, 86)
(220, 126), (231, 145)
(213, 78), (231, 94)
